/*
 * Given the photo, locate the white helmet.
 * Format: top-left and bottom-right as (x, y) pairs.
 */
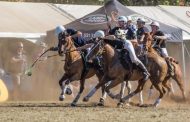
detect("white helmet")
(115, 29), (126, 39)
(137, 18), (145, 23)
(150, 21), (160, 28)
(94, 30), (105, 38)
(55, 25), (66, 36)
(127, 16), (132, 21)
(118, 16), (127, 22)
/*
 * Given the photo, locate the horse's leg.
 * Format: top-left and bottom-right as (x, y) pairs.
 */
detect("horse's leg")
(126, 81), (132, 103)
(114, 81), (127, 100)
(104, 78), (124, 100)
(97, 84), (107, 106)
(162, 76), (173, 97)
(168, 80), (175, 94)
(120, 79), (146, 105)
(83, 75), (110, 102)
(139, 91), (143, 105)
(71, 78), (85, 106)
(96, 73), (107, 106)
(148, 84), (154, 100)
(172, 73), (186, 100)
(153, 83), (164, 107)
(59, 74), (70, 101)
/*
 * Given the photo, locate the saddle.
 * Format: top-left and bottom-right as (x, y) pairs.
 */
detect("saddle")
(119, 49), (148, 71)
(80, 50), (104, 79)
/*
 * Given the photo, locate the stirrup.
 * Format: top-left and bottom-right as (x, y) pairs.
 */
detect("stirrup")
(143, 72), (150, 81)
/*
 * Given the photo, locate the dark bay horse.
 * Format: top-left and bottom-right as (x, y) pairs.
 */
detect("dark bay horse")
(57, 36), (106, 106)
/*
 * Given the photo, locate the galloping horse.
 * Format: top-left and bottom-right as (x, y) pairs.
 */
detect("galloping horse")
(83, 34), (180, 107)
(146, 33), (186, 100)
(57, 36), (106, 106)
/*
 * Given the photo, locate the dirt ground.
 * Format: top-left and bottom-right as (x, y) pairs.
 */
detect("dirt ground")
(0, 99), (190, 122)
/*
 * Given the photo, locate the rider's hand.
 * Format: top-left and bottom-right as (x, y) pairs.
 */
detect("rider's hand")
(154, 36), (159, 40)
(58, 50), (64, 56)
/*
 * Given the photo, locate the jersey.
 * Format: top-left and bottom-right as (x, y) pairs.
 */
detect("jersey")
(153, 30), (166, 48)
(136, 27), (149, 41)
(58, 28), (86, 47)
(108, 27), (121, 35)
(126, 24), (136, 40)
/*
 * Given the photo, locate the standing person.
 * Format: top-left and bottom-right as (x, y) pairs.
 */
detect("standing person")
(10, 42), (27, 100)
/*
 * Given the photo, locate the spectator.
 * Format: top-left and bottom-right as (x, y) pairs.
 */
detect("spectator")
(10, 42), (27, 100)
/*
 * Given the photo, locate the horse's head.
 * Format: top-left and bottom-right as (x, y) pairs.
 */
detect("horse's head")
(57, 32), (76, 56)
(143, 32), (153, 52)
(57, 32), (67, 56)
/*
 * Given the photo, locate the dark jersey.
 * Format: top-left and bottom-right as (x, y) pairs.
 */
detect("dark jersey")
(136, 27), (149, 40)
(58, 28), (86, 47)
(109, 27), (121, 35)
(72, 36), (86, 47)
(126, 24), (136, 40)
(153, 30), (166, 48)
(103, 39), (124, 49)
(66, 28), (78, 36)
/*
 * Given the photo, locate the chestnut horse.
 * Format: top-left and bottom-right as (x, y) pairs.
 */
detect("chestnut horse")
(82, 36), (170, 107)
(146, 33), (186, 101)
(57, 36), (106, 106)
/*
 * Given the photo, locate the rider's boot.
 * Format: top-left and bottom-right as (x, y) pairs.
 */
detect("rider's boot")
(137, 61), (150, 81)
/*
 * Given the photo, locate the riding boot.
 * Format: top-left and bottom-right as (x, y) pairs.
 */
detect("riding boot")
(166, 59), (174, 76)
(137, 61), (150, 81)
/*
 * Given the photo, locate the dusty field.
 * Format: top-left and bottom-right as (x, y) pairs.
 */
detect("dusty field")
(0, 100), (190, 122)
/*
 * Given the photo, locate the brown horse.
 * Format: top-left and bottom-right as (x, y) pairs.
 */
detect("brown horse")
(146, 33), (186, 101)
(57, 36), (106, 106)
(83, 34), (180, 107)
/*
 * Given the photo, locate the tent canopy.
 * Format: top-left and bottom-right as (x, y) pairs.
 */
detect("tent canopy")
(65, 0), (182, 42)
(0, 1), (73, 33)
(128, 6), (190, 41)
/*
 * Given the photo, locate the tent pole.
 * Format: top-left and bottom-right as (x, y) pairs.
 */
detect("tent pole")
(182, 42), (186, 90)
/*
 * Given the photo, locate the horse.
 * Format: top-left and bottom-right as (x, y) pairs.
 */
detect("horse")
(146, 33), (186, 101)
(82, 38), (151, 106)
(83, 33), (181, 107)
(57, 36), (106, 106)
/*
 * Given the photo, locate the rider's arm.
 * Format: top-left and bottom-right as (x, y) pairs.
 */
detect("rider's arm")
(76, 44), (93, 51)
(139, 34), (145, 43)
(130, 39), (138, 43)
(154, 35), (167, 40)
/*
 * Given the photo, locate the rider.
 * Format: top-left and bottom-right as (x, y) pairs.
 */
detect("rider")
(136, 18), (149, 51)
(109, 16), (128, 35)
(126, 16), (137, 40)
(97, 29), (150, 81)
(53, 25), (103, 75)
(150, 21), (174, 76)
(51, 25), (87, 51)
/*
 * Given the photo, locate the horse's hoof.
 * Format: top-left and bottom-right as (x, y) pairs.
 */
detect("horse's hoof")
(59, 95), (65, 101)
(117, 102), (124, 108)
(97, 102), (104, 106)
(71, 103), (77, 107)
(83, 97), (89, 102)
(59, 97), (64, 101)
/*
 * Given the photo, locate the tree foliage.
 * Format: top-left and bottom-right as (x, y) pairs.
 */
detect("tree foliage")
(0, 0), (189, 6)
